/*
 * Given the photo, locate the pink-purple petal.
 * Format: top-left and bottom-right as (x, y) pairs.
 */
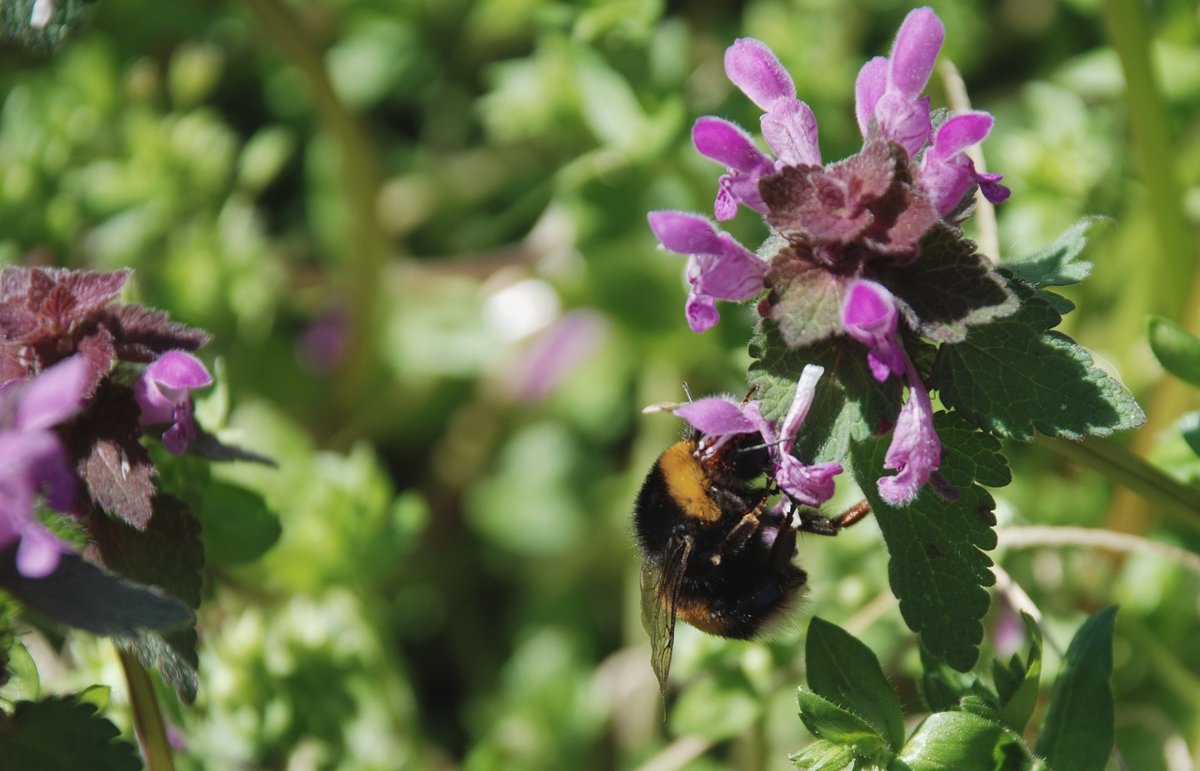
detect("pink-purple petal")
(888, 7), (944, 97)
(877, 367), (941, 506)
(674, 397), (756, 436)
(842, 279), (906, 381)
(146, 350), (213, 392)
(15, 355), (90, 431)
(692, 117), (772, 174)
(779, 364), (824, 452)
(776, 456), (842, 507)
(926, 113), (994, 161)
(15, 523), (63, 578)
(854, 57), (888, 137)
(761, 99), (821, 167)
(724, 38), (796, 111)
(647, 211), (724, 255)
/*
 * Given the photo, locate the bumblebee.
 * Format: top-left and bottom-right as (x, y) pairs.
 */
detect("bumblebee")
(634, 429), (867, 694)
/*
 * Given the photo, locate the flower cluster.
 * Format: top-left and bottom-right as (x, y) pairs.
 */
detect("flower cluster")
(649, 7), (1010, 507)
(0, 267), (213, 577)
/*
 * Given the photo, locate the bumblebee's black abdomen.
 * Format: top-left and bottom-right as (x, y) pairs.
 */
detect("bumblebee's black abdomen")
(674, 563), (807, 639)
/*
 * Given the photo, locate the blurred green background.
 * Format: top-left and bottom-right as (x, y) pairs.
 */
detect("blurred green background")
(3, 0), (1200, 768)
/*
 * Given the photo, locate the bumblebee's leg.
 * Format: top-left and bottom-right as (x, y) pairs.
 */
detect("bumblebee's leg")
(709, 495), (771, 565)
(791, 500), (872, 536)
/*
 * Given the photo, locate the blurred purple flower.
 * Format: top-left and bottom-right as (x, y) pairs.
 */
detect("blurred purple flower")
(135, 351), (212, 455)
(504, 310), (609, 403)
(0, 355), (90, 577)
(647, 211), (767, 333)
(297, 306), (349, 376)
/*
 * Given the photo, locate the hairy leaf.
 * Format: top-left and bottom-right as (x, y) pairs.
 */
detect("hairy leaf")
(763, 249), (850, 349)
(933, 281), (1144, 441)
(89, 494), (204, 703)
(873, 223), (1018, 344)
(897, 711), (1027, 771)
(0, 548), (191, 636)
(789, 739), (857, 770)
(1036, 607), (1117, 771)
(72, 384), (156, 529)
(805, 617), (905, 751)
(1003, 217), (1104, 288)
(796, 690), (886, 758)
(850, 412), (999, 671)
(0, 695), (141, 771)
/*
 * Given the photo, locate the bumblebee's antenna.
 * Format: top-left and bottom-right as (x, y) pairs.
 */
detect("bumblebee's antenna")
(681, 382), (693, 402)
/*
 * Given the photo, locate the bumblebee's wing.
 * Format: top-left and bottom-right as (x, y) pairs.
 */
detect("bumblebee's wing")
(640, 534), (693, 698)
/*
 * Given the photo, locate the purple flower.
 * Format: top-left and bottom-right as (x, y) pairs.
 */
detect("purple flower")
(692, 118), (775, 220)
(135, 351), (213, 455)
(840, 282), (941, 504)
(854, 7), (943, 158)
(919, 113), (1011, 215)
(672, 365), (842, 506)
(878, 357), (941, 506)
(724, 39), (822, 168)
(0, 355), (90, 577)
(647, 211), (768, 332)
(842, 278), (906, 381)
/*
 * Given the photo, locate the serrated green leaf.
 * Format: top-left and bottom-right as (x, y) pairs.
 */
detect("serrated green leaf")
(1004, 217), (1104, 288)
(850, 413), (998, 672)
(790, 739), (858, 769)
(750, 324), (901, 463)
(1036, 607), (1117, 771)
(874, 224), (1019, 343)
(806, 617), (905, 751)
(796, 689), (887, 758)
(0, 695), (141, 771)
(933, 283), (1145, 441)
(90, 494), (204, 703)
(897, 711), (1024, 771)
(764, 251), (851, 349)
(198, 480), (280, 566)
(0, 549), (191, 636)
(1149, 316), (1200, 388)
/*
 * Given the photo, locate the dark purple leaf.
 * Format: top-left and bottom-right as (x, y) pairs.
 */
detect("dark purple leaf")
(69, 383), (156, 529)
(97, 305), (211, 362)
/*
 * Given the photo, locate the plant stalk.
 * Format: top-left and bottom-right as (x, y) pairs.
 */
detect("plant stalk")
(118, 646), (175, 771)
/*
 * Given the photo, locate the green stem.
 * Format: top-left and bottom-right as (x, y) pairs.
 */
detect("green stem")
(1038, 435), (1200, 529)
(241, 0), (388, 432)
(118, 646), (175, 771)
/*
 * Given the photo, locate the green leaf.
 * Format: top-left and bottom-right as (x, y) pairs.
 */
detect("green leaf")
(806, 617), (905, 751)
(750, 324), (901, 463)
(933, 282), (1145, 441)
(764, 251), (851, 350)
(995, 614), (1042, 734)
(1180, 412), (1200, 457)
(897, 711), (1024, 771)
(0, 549), (191, 636)
(0, 695), (141, 771)
(0, 636), (39, 705)
(850, 412), (999, 671)
(796, 689), (888, 759)
(790, 739), (858, 769)
(1036, 607), (1118, 771)
(874, 224), (1019, 344)
(918, 645), (978, 713)
(90, 494), (204, 703)
(1003, 217), (1104, 288)
(1149, 316), (1200, 387)
(198, 480), (281, 566)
